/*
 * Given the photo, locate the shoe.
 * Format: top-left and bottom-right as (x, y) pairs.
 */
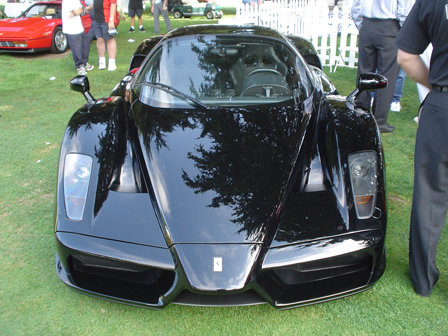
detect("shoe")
(99, 60), (106, 70)
(129, 27), (135, 33)
(108, 63), (117, 71)
(85, 63), (94, 71)
(77, 66), (87, 75)
(390, 101), (401, 112)
(414, 116), (419, 123)
(139, 26), (145, 32)
(378, 123), (395, 133)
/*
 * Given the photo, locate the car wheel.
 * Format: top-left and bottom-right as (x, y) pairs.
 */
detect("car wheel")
(50, 28), (68, 53)
(205, 10), (215, 20)
(217, 10), (223, 18)
(173, 10), (182, 19)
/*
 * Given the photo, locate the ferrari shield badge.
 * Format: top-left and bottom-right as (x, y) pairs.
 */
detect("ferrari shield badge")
(213, 257), (222, 272)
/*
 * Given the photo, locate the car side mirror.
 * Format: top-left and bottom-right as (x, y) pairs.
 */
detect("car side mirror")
(347, 73), (387, 102)
(70, 75), (96, 105)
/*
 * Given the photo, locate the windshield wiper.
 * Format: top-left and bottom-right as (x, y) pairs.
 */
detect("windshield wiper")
(137, 82), (208, 109)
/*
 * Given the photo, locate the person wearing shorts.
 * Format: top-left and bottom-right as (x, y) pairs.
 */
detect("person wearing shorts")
(94, 0), (118, 71)
(128, 0), (144, 32)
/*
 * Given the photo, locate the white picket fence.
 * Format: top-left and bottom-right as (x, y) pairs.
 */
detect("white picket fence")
(218, 0), (358, 72)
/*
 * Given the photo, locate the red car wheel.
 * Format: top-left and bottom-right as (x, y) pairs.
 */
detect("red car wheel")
(50, 27), (68, 53)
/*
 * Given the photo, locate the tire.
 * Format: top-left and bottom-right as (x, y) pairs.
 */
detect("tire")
(205, 10), (215, 20)
(173, 10), (183, 19)
(50, 27), (68, 53)
(217, 10), (223, 18)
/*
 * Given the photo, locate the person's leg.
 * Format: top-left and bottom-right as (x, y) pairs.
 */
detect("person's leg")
(80, 32), (91, 67)
(97, 37), (106, 57)
(66, 33), (83, 69)
(371, 20), (400, 126)
(160, 5), (171, 32)
(106, 38), (116, 59)
(153, 2), (161, 33)
(136, 9), (144, 31)
(410, 90), (448, 296)
(356, 18), (377, 111)
(392, 68), (406, 104)
(106, 37), (117, 70)
(129, 7), (136, 31)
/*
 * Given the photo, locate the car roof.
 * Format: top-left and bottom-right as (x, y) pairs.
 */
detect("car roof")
(165, 24), (287, 42)
(33, 1), (62, 4)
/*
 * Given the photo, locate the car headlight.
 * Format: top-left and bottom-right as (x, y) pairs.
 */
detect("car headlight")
(63, 154), (93, 220)
(348, 151), (377, 219)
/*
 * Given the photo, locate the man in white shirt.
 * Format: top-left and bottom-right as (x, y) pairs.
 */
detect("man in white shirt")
(351, 0), (413, 133)
(62, 0), (93, 75)
(151, 0), (171, 34)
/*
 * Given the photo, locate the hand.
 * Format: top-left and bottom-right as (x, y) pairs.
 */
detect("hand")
(108, 21), (115, 30)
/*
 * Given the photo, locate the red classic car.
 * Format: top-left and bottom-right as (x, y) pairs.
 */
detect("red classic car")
(0, 1), (91, 53)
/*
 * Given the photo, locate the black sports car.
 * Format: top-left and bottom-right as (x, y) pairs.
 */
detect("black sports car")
(55, 24), (388, 309)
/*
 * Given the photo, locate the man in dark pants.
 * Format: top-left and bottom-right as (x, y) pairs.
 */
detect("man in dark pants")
(62, 0), (93, 75)
(351, 0), (412, 133)
(395, 0), (448, 297)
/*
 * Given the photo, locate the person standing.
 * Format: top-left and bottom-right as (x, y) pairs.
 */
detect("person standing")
(151, 0), (171, 34)
(62, 0), (94, 75)
(94, 0), (118, 71)
(390, 68), (407, 112)
(351, 0), (413, 133)
(128, 0), (145, 32)
(395, 0), (448, 297)
(84, 0), (97, 42)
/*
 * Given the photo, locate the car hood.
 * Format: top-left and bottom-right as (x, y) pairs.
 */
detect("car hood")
(0, 18), (56, 38)
(131, 100), (312, 245)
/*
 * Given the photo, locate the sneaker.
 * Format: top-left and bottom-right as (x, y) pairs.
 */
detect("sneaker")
(390, 101), (401, 112)
(139, 26), (145, 32)
(108, 63), (117, 71)
(129, 27), (135, 33)
(85, 63), (94, 71)
(77, 65), (87, 75)
(99, 59), (106, 70)
(378, 123), (395, 133)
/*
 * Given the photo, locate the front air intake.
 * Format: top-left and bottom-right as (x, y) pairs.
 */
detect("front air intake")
(69, 255), (175, 304)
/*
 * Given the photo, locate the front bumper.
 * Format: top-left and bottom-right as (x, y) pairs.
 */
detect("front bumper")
(55, 229), (385, 309)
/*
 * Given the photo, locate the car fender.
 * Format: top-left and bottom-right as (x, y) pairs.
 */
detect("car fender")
(322, 99), (386, 232)
(55, 96), (168, 248)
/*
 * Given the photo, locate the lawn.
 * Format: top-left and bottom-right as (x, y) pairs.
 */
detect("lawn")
(1, 14), (448, 336)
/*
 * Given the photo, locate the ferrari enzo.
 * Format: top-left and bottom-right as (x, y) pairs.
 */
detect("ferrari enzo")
(0, 1), (91, 54)
(54, 24), (388, 309)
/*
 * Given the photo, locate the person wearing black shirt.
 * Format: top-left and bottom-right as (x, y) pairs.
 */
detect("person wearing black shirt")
(395, 0), (448, 297)
(128, 0), (144, 32)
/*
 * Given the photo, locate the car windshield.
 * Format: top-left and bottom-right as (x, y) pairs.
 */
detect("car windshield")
(135, 34), (313, 108)
(20, 4), (62, 19)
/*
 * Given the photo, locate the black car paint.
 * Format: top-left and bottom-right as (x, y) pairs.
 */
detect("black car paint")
(55, 25), (387, 309)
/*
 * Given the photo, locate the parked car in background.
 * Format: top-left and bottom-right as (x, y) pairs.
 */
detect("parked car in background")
(55, 24), (388, 310)
(0, 1), (91, 53)
(171, 0), (222, 19)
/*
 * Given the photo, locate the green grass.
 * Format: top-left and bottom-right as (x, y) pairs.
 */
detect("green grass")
(1, 18), (448, 335)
